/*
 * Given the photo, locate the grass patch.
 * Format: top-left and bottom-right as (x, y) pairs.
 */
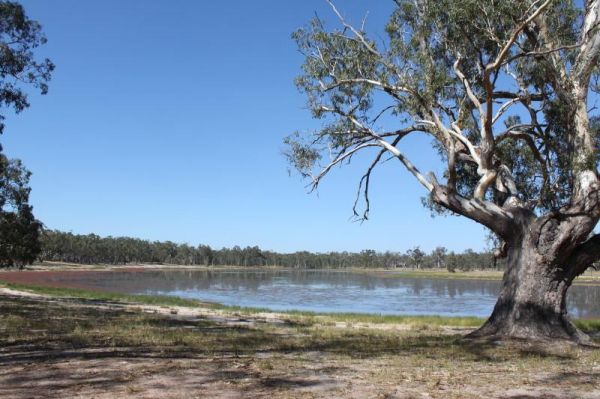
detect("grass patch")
(282, 310), (484, 328)
(0, 282), (207, 308)
(327, 313), (483, 327)
(574, 318), (600, 333)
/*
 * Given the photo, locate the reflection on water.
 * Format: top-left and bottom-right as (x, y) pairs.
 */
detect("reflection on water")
(42, 269), (600, 318)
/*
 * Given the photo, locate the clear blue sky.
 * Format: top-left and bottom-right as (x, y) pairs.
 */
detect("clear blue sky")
(2, 0), (488, 254)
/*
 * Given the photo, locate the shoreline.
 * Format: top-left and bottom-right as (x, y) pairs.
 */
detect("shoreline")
(1, 279), (600, 331)
(11, 261), (600, 285)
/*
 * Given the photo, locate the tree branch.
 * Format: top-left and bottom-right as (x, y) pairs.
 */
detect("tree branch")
(495, 130), (549, 194)
(320, 105), (435, 192)
(431, 184), (515, 240)
(487, 0), (553, 71)
(353, 133), (407, 220)
(310, 142), (382, 191)
(453, 58), (485, 129)
(573, 0), (600, 88)
(566, 234), (600, 279)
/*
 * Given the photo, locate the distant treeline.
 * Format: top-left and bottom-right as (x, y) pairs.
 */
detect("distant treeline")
(39, 230), (504, 271)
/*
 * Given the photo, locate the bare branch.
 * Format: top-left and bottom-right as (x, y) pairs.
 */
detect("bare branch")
(353, 132), (408, 220)
(320, 104), (435, 191)
(474, 170), (498, 200)
(573, 0), (600, 88)
(492, 97), (523, 125)
(353, 147), (386, 220)
(469, 0), (553, 176)
(377, 137), (434, 192)
(487, 0), (553, 71)
(571, 0), (600, 168)
(326, 0), (423, 98)
(453, 58), (484, 125)
(310, 142), (382, 191)
(502, 41), (583, 66)
(322, 78), (412, 95)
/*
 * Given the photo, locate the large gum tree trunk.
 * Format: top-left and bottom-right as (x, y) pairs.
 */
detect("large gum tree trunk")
(468, 228), (590, 343)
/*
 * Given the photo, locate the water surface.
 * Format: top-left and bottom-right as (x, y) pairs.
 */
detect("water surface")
(37, 269), (600, 318)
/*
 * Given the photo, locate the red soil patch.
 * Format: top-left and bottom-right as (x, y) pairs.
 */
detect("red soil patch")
(0, 270), (111, 291)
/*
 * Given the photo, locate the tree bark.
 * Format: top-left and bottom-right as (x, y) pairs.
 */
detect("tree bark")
(468, 223), (591, 343)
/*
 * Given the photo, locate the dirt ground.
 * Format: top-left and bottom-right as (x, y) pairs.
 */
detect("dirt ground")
(0, 286), (599, 399)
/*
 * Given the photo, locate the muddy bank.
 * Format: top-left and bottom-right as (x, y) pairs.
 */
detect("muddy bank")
(0, 270), (117, 291)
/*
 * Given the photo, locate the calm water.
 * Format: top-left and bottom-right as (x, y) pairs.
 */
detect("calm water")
(42, 269), (600, 318)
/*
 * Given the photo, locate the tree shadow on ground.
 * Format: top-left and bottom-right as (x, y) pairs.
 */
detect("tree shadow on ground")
(0, 294), (598, 399)
(0, 295), (591, 363)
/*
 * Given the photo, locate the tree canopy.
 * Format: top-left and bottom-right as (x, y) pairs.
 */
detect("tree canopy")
(288, 0), (598, 218)
(0, 1), (53, 134)
(0, 153), (41, 267)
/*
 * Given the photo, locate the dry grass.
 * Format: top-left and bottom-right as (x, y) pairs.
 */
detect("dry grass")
(0, 291), (599, 398)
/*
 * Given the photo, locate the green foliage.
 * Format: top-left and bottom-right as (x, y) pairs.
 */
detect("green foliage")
(282, 131), (321, 178)
(292, 18), (378, 121)
(406, 246), (425, 268)
(446, 252), (458, 273)
(0, 152), (41, 268)
(0, 1), (54, 133)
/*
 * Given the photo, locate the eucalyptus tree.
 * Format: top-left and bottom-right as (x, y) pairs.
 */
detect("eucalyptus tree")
(0, 154), (41, 267)
(286, 0), (600, 342)
(406, 246), (425, 269)
(431, 247), (448, 268)
(0, 1), (54, 267)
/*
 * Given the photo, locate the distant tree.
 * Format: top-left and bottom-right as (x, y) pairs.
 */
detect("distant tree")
(431, 247), (448, 269)
(0, 154), (41, 268)
(459, 249), (477, 271)
(360, 249), (377, 267)
(446, 252), (458, 273)
(406, 246), (425, 269)
(197, 244), (214, 266)
(286, 0), (600, 342)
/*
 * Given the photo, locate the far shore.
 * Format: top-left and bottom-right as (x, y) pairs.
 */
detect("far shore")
(14, 261), (600, 285)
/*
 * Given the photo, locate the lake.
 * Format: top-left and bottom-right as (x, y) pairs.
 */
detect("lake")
(23, 268), (600, 319)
